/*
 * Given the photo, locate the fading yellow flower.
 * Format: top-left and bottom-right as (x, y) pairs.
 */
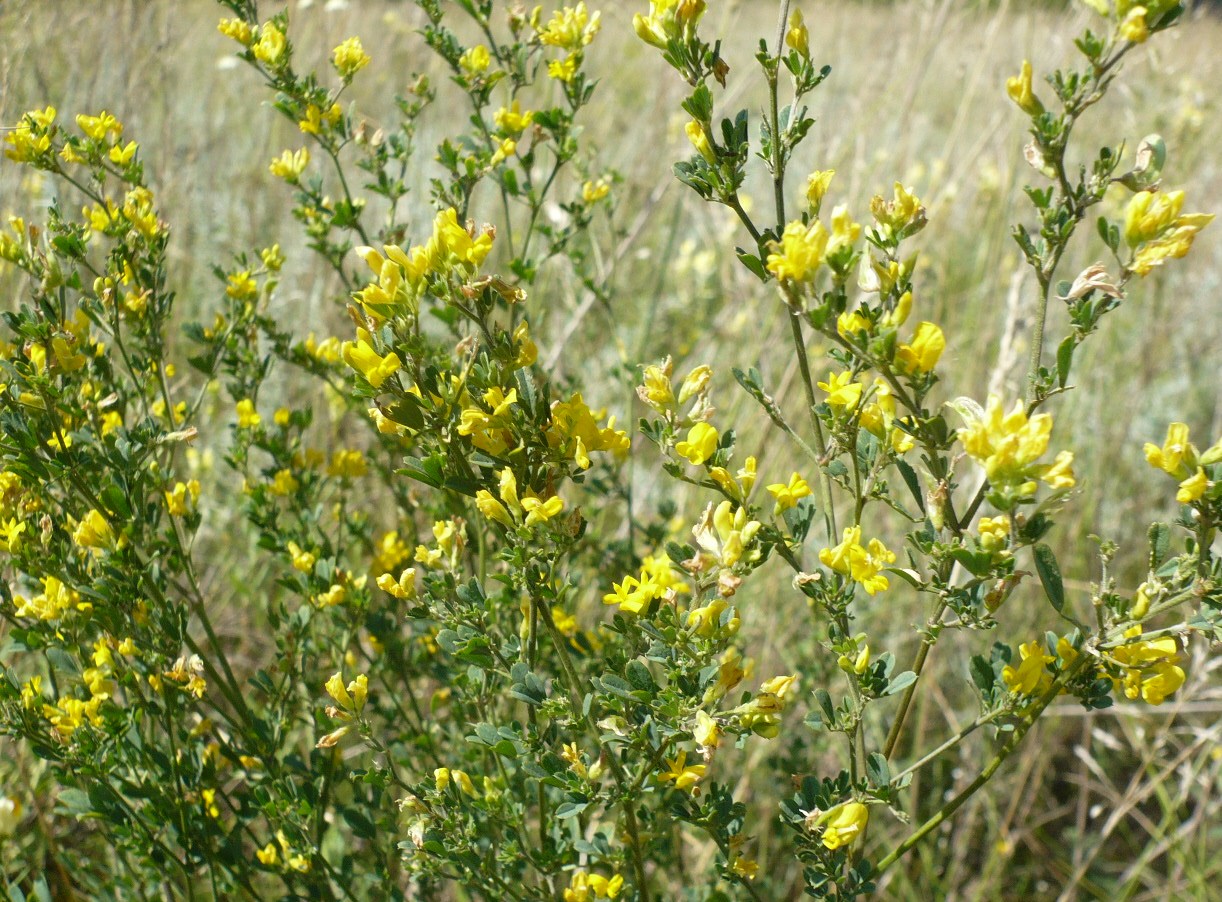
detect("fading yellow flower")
(269, 147), (309, 182)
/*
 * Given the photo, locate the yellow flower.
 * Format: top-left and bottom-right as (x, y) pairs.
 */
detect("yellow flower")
(978, 515), (1010, 553)
(675, 422), (719, 466)
(658, 751), (706, 794)
(819, 801), (869, 851)
(1119, 7), (1149, 42)
(164, 480), (200, 516)
(235, 399), (261, 429)
(332, 36), (371, 79)
(256, 843), (278, 866)
(458, 44), (490, 75)
(766, 219), (829, 284)
(269, 147), (309, 181)
(894, 321), (945, 374)
(805, 169), (835, 215)
(817, 370), (863, 413)
(957, 396), (1075, 493)
(73, 509), (115, 551)
(298, 103), (343, 136)
(341, 338), (401, 389)
(1006, 60), (1044, 116)
(785, 8), (809, 57)
(325, 672), (367, 713)
(693, 710), (721, 751)
(818, 526), (895, 595)
(766, 472), (811, 514)
(633, 0), (706, 49)
(582, 177), (611, 204)
(494, 100), (534, 136)
(692, 501), (761, 570)
(870, 182), (926, 236)
(547, 55), (580, 82)
(1002, 641), (1054, 695)
(521, 494), (564, 527)
(1112, 626), (1185, 705)
(376, 567), (417, 600)
(1123, 190), (1213, 276)
(108, 141), (138, 165)
(76, 111), (122, 141)
(1143, 421), (1196, 478)
(684, 120), (717, 165)
(287, 542), (317, 573)
(253, 22), (287, 66)
(538, 3), (601, 51)
(327, 450), (367, 479)
(218, 17), (255, 46)
(1177, 468), (1208, 504)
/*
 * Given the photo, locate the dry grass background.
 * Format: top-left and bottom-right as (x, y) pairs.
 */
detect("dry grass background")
(1, 0), (1220, 898)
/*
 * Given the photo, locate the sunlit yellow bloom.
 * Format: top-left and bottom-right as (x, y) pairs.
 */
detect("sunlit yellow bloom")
(341, 338), (401, 389)
(805, 169), (835, 215)
(1176, 468), (1208, 503)
(978, 515), (1010, 553)
(870, 182), (926, 236)
(494, 100), (534, 136)
(675, 422), (718, 465)
(827, 204), (862, 255)
(766, 472), (811, 514)
(582, 177), (611, 204)
(76, 111), (122, 141)
(638, 360), (675, 410)
(819, 802), (869, 850)
(298, 103), (342, 136)
(376, 567), (417, 600)
(164, 480), (200, 516)
(817, 370), (863, 413)
(108, 141), (138, 165)
(709, 456), (757, 503)
(73, 509), (115, 551)
(702, 646), (753, 704)
(1119, 7), (1149, 42)
(684, 120), (717, 165)
(818, 526), (895, 595)
(286, 541), (317, 573)
(547, 392), (629, 467)
(1123, 190), (1213, 276)
(253, 22), (287, 66)
(332, 36), (371, 79)
(785, 8), (809, 56)
(1003, 640), (1054, 695)
(633, 0), (707, 49)
(957, 396), (1075, 493)
(218, 17), (255, 45)
(1143, 422), (1196, 478)
(269, 147), (309, 181)
(459, 44), (490, 74)
(269, 469), (299, 496)
(325, 671), (367, 713)
(766, 219), (829, 284)
(235, 399), (261, 429)
(1112, 626), (1185, 705)
(538, 2), (601, 50)
(658, 750), (706, 794)
(894, 321), (945, 374)
(1006, 60), (1044, 116)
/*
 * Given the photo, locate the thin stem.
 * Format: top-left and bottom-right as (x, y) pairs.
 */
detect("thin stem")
(882, 599), (946, 760)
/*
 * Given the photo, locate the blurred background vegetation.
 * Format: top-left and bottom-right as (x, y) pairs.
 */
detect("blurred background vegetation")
(1, 0), (1219, 898)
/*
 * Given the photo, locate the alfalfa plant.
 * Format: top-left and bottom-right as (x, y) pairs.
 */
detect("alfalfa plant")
(0, 0), (1216, 899)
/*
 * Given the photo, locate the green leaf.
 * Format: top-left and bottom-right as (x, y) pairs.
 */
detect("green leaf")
(969, 655), (995, 693)
(1056, 336), (1075, 389)
(894, 458), (924, 513)
(866, 753), (890, 788)
(882, 671), (916, 697)
(1033, 543), (1065, 613)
